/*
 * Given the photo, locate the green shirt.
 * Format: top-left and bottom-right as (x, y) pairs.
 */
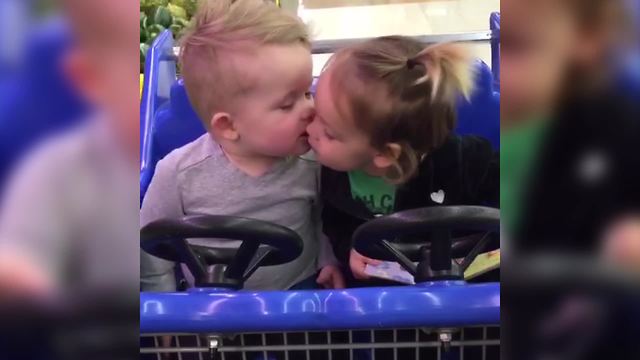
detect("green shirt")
(500, 118), (549, 233)
(348, 170), (396, 215)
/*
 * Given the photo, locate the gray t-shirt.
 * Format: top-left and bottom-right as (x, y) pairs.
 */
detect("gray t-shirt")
(140, 134), (336, 291)
(0, 118), (139, 293)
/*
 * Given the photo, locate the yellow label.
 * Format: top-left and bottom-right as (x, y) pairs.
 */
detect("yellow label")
(463, 250), (500, 279)
(140, 74), (144, 98)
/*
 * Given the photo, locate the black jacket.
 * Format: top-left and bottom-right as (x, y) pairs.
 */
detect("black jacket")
(507, 90), (640, 360)
(321, 135), (499, 265)
(514, 91), (640, 254)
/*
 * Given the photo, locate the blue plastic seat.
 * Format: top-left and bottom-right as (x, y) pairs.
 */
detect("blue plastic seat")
(0, 17), (87, 189)
(152, 78), (204, 169)
(455, 60), (500, 149)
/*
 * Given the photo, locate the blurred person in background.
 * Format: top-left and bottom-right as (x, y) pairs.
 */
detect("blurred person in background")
(0, 0), (138, 299)
(501, 0), (640, 358)
(0, 0), (139, 358)
(501, 0), (640, 253)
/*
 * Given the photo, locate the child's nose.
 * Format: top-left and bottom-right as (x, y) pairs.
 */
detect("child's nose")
(302, 105), (315, 124)
(306, 120), (317, 138)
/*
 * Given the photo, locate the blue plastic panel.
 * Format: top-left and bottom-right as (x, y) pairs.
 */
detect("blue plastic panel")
(140, 30), (181, 203)
(141, 281), (500, 334)
(490, 12), (500, 88)
(455, 60), (500, 148)
(0, 17), (87, 189)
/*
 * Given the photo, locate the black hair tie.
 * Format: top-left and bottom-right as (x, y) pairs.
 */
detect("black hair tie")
(406, 58), (418, 70)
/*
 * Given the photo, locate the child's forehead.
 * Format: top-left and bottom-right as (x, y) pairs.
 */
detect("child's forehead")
(324, 59), (391, 113)
(62, 0), (136, 45)
(316, 64), (389, 135)
(234, 44), (313, 92)
(503, 0), (574, 24)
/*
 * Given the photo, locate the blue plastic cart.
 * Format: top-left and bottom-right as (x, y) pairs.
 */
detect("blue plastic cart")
(139, 17), (502, 360)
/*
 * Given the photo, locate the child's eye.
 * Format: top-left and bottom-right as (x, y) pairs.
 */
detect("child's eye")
(304, 91), (313, 100)
(279, 103), (294, 111)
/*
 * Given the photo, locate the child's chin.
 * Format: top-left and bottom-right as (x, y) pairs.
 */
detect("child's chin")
(291, 142), (311, 156)
(319, 159), (352, 172)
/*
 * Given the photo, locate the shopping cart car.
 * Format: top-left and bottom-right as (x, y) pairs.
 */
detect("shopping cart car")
(140, 205), (501, 360)
(139, 18), (502, 360)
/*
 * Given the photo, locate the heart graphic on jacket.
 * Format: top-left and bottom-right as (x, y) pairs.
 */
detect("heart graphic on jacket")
(430, 189), (445, 204)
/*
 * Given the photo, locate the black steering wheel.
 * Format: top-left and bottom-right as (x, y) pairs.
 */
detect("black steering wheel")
(352, 205), (500, 281)
(140, 215), (303, 288)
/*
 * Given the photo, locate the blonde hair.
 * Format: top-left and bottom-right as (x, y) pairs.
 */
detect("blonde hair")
(326, 36), (474, 183)
(178, 0), (310, 127)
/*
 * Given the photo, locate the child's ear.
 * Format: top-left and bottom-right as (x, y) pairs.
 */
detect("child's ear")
(210, 112), (239, 141)
(372, 143), (402, 169)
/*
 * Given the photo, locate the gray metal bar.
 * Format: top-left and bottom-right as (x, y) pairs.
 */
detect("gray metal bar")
(143, 333), (210, 337)
(153, 336), (160, 360)
(262, 333), (268, 360)
(415, 329), (419, 360)
(176, 336), (183, 360)
(311, 31), (493, 54)
(371, 330), (375, 360)
(140, 339), (500, 353)
(461, 328), (465, 360)
(284, 332), (289, 360)
(327, 331), (332, 360)
(483, 327), (487, 360)
(196, 336), (204, 360)
(240, 334), (247, 360)
(170, 30), (494, 58)
(393, 329), (398, 360)
(349, 330), (353, 360)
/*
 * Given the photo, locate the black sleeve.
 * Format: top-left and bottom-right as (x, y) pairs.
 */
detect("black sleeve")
(319, 167), (362, 267)
(460, 136), (500, 208)
(321, 203), (353, 266)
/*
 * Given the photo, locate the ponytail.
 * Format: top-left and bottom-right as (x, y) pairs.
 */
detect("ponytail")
(408, 42), (474, 102)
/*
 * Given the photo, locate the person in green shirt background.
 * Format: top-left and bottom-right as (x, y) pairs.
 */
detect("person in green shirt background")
(501, 0), (640, 359)
(501, 0), (640, 256)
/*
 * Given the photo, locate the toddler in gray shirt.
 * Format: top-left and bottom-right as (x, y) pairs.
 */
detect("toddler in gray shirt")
(140, 0), (342, 292)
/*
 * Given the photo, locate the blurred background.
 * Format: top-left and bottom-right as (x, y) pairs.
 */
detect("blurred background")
(500, 0), (640, 359)
(0, 0), (639, 359)
(1, 0), (139, 359)
(139, 0), (499, 84)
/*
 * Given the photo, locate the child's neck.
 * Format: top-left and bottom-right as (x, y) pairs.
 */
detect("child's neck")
(361, 163), (387, 178)
(219, 143), (282, 177)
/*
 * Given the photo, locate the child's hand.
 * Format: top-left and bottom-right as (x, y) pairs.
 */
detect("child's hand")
(316, 264), (346, 289)
(0, 249), (53, 301)
(350, 249), (382, 280)
(601, 215), (640, 273)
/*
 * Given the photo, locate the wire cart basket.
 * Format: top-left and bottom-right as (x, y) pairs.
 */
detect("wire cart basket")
(140, 207), (501, 360)
(141, 326), (500, 360)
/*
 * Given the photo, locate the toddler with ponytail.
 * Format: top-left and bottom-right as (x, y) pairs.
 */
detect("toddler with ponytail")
(307, 36), (499, 282)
